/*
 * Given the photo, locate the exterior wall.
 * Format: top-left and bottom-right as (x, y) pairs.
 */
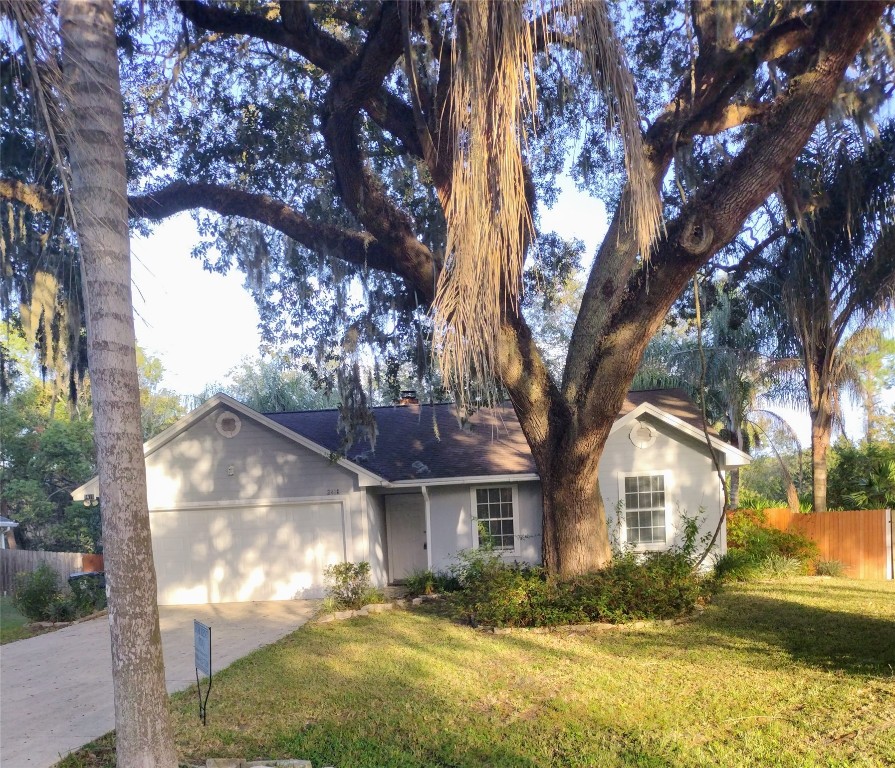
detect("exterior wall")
(141, 405), (385, 592)
(365, 494), (388, 586)
(600, 414), (724, 561)
(143, 405), (359, 509)
(426, 480), (542, 573)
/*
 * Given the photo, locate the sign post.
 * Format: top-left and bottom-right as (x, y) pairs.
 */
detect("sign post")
(194, 620), (212, 725)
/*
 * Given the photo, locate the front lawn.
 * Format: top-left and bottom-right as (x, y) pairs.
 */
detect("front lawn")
(0, 594), (39, 644)
(59, 578), (895, 767)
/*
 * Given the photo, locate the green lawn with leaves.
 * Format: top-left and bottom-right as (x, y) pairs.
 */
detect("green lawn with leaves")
(58, 578), (895, 768)
(0, 594), (39, 644)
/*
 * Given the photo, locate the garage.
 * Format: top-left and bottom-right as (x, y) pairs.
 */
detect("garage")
(149, 500), (347, 605)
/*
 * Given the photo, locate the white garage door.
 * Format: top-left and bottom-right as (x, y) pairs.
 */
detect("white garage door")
(149, 502), (346, 605)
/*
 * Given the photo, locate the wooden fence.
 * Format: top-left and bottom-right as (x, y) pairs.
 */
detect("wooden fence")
(734, 507), (894, 580)
(0, 550), (85, 594)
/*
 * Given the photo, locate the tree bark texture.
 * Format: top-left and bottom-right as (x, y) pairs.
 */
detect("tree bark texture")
(58, 2), (177, 766)
(811, 414), (833, 514)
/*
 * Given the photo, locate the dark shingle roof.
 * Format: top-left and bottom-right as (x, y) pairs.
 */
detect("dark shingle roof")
(264, 388), (711, 483)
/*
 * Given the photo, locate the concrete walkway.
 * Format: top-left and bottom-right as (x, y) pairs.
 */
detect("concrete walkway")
(1, 600), (317, 768)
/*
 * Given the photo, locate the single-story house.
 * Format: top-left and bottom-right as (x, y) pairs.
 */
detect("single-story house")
(73, 389), (750, 605)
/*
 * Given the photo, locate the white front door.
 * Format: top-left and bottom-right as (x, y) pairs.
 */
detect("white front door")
(385, 494), (428, 581)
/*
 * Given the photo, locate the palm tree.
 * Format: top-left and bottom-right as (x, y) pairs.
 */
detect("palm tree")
(57, 1), (178, 765)
(749, 124), (895, 513)
(636, 288), (801, 509)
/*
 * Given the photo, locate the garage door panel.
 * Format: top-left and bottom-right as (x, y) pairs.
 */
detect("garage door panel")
(150, 502), (346, 605)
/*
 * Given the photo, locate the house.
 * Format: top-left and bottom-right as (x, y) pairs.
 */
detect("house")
(0, 515), (19, 549)
(72, 389), (750, 605)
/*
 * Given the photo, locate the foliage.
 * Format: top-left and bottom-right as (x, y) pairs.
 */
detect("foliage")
(747, 123), (895, 512)
(448, 548), (709, 629)
(718, 509), (818, 581)
(11, 564), (64, 621)
(0, 385), (99, 551)
(827, 439), (895, 510)
(323, 562), (382, 610)
(814, 559), (846, 578)
(136, 347), (186, 439)
(403, 569), (460, 598)
(11, 563), (106, 622)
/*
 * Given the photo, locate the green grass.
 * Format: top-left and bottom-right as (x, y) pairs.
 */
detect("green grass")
(0, 594), (40, 644)
(58, 578), (895, 768)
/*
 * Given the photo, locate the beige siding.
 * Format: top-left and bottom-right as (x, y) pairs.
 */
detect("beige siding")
(143, 405), (359, 509)
(600, 414), (724, 558)
(427, 481), (542, 572)
(366, 494), (388, 584)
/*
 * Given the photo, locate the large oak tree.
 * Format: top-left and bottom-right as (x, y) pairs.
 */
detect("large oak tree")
(4, 1), (890, 575)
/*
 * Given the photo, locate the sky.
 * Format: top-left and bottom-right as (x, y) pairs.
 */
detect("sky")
(129, 177), (888, 447)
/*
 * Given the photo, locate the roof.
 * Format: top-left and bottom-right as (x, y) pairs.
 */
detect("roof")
(264, 388), (736, 483)
(0, 515), (19, 528)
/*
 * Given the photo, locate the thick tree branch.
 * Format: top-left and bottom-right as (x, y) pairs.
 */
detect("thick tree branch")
(176, 0), (424, 157)
(128, 181), (399, 275)
(574, 1), (886, 432)
(322, 4), (438, 302)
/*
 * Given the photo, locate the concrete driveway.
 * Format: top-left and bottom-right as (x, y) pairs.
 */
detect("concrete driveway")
(1, 600), (317, 768)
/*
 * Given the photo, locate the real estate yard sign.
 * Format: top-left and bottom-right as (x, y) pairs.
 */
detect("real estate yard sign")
(194, 620), (212, 724)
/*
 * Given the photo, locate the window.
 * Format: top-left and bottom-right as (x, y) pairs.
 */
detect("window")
(474, 487), (516, 551)
(623, 474), (667, 546)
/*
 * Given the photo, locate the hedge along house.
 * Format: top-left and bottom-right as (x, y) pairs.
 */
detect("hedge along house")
(72, 390), (750, 605)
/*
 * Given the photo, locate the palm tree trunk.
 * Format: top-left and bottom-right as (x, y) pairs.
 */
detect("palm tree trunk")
(58, 2), (177, 766)
(810, 414), (832, 514)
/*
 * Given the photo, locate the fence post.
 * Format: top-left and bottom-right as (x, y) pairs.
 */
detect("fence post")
(886, 508), (893, 581)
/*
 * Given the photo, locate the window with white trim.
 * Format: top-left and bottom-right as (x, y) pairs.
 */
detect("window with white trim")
(623, 474), (667, 545)
(474, 486), (516, 551)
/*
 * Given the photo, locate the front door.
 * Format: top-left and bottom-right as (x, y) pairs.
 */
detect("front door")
(385, 494), (427, 582)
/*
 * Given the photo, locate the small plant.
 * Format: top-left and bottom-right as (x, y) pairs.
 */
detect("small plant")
(12, 564), (65, 622)
(757, 554), (806, 579)
(404, 569), (461, 597)
(814, 559), (846, 577)
(323, 561), (376, 610)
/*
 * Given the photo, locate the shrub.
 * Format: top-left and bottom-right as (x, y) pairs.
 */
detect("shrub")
(814, 559), (846, 577)
(67, 572), (107, 615)
(12, 564), (107, 622)
(757, 554), (806, 579)
(323, 562), (378, 610)
(721, 509), (818, 582)
(404, 569), (461, 597)
(713, 549), (760, 582)
(448, 549), (709, 628)
(12, 564), (65, 621)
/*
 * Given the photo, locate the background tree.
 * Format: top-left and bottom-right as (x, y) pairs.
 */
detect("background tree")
(749, 124), (895, 512)
(137, 347), (186, 439)
(3, 1), (890, 574)
(193, 355), (337, 412)
(57, 0), (178, 764)
(636, 286), (801, 508)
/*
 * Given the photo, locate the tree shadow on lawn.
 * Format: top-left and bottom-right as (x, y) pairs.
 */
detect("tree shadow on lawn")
(614, 591), (895, 678)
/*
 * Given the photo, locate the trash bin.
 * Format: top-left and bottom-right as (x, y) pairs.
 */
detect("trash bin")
(68, 571), (107, 612)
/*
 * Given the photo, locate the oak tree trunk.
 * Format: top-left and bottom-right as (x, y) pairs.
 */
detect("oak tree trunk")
(541, 445), (613, 576)
(58, 2), (178, 766)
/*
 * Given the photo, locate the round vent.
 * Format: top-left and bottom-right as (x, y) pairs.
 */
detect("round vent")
(629, 422), (656, 449)
(216, 411), (242, 439)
